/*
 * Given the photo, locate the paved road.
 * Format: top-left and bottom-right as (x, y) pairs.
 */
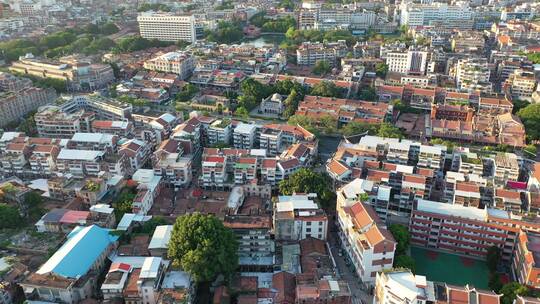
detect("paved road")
(328, 221), (373, 304)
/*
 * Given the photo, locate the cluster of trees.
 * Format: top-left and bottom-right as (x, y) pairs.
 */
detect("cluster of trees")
(215, 0), (235, 10)
(342, 121), (404, 138)
(517, 103), (540, 142)
(137, 3), (171, 12)
(168, 213), (238, 282)
(0, 23), (120, 61)
(278, 168), (336, 209)
(526, 52), (540, 64)
(176, 83), (200, 102)
(117, 95), (150, 107)
(281, 28), (357, 51)
(375, 62), (389, 78)
(389, 224), (415, 272)
(113, 36), (175, 53)
(278, 0), (295, 10)
(358, 87), (377, 101)
(236, 78), (309, 117)
(250, 12), (296, 33)
(288, 114), (337, 135)
(0, 189), (44, 229)
(0, 204), (23, 229)
(112, 185), (138, 220)
(312, 60), (331, 75)
(205, 21), (243, 44)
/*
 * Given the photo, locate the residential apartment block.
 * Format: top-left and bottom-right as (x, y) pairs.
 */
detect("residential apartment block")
(143, 51), (196, 80)
(274, 194), (328, 241)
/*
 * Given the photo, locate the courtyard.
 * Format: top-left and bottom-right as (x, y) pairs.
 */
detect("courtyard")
(410, 246), (490, 289)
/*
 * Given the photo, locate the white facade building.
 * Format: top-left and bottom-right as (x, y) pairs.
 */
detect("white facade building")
(137, 12), (197, 43)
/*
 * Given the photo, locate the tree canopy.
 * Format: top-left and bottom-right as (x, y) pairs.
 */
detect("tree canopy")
(389, 224), (410, 256)
(168, 213), (238, 282)
(486, 246), (501, 273)
(312, 60), (331, 76)
(517, 103), (540, 141)
(394, 255), (416, 273)
(205, 21), (243, 44)
(278, 168), (336, 208)
(500, 282), (530, 304)
(0, 204), (22, 229)
(310, 80), (343, 98)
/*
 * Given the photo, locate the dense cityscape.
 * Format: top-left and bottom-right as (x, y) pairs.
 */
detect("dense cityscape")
(0, 0), (539, 303)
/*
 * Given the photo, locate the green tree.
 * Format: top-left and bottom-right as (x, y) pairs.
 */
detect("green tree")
(389, 224), (410, 256)
(526, 52), (540, 64)
(312, 60), (331, 75)
(342, 121), (378, 136)
(205, 21), (243, 44)
(310, 80), (342, 98)
(394, 255), (416, 273)
(0, 204), (22, 229)
(358, 86), (377, 101)
(489, 273), (503, 293)
(113, 187), (137, 220)
(235, 106), (250, 119)
(139, 216), (168, 235)
(500, 282), (529, 304)
(377, 123), (403, 139)
(283, 89), (299, 118)
(375, 62), (388, 78)
(168, 213), (238, 282)
(176, 84), (199, 102)
(287, 114), (318, 135)
(241, 78), (271, 102)
(524, 144), (537, 157)
(513, 99), (530, 114)
(278, 168), (335, 208)
(517, 103), (540, 141)
(25, 191), (44, 220)
(486, 246), (501, 272)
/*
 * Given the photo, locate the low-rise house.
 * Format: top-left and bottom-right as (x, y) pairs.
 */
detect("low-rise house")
(148, 225), (173, 258)
(336, 198), (396, 284)
(92, 120), (134, 137)
(21, 225), (119, 303)
(274, 194), (328, 241)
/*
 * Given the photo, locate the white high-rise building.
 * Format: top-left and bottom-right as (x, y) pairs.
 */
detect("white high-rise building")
(400, 2), (473, 29)
(455, 58), (492, 94)
(386, 50), (428, 75)
(137, 12), (197, 43)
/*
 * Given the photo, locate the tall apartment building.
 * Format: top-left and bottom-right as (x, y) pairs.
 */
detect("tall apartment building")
(494, 153), (519, 186)
(143, 52), (196, 80)
(400, 2), (474, 29)
(513, 230), (540, 289)
(296, 41), (348, 66)
(386, 50), (429, 75)
(455, 58), (492, 93)
(336, 184), (396, 284)
(410, 199), (518, 261)
(207, 119), (232, 146)
(274, 194), (328, 241)
(0, 86), (56, 128)
(10, 54), (114, 91)
(63, 94), (133, 121)
(374, 270), (502, 304)
(233, 123), (258, 149)
(224, 215), (275, 272)
(505, 69), (537, 102)
(137, 12), (197, 43)
(35, 106), (93, 138)
(200, 155), (227, 189)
